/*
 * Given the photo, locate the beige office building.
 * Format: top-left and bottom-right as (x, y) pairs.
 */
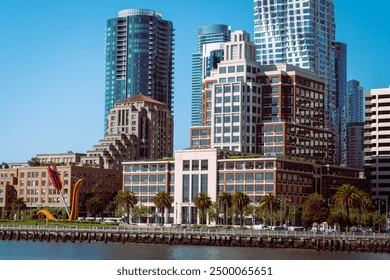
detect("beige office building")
(82, 94), (174, 170)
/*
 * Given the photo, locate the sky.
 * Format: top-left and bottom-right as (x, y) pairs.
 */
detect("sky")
(0, 0), (389, 163)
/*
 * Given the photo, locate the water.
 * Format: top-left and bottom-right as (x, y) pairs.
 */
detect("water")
(1, 240), (390, 260)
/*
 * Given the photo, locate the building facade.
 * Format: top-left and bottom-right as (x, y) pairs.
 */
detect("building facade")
(0, 167), (18, 218)
(123, 159), (175, 224)
(364, 88), (390, 201)
(191, 24), (231, 126)
(36, 153), (86, 166)
(253, 0), (338, 157)
(257, 64), (334, 164)
(15, 166), (122, 216)
(333, 42), (347, 165)
(122, 148), (361, 225)
(347, 80), (364, 123)
(104, 9), (174, 134)
(346, 122), (365, 171)
(83, 94), (174, 169)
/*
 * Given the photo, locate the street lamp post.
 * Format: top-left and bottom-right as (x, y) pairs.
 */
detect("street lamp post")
(175, 202), (177, 224)
(270, 200), (273, 228)
(252, 204), (255, 227)
(293, 204), (296, 227)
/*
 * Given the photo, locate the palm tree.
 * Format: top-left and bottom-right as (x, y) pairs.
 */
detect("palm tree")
(217, 192), (232, 225)
(259, 193), (280, 227)
(153, 191), (172, 225)
(85, 196), (104, 220)
(194, 192), (212, 224)
(116, 190), (138, 224)
(12, 197), (27, 220)
(353, 188), (373, 225)
(333, 183), (359, 225)
(232, 191), (251, 227)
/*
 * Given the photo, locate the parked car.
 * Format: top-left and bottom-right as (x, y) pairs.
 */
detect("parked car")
(272, 226), (287, 231)
(253, 224), (269, 230)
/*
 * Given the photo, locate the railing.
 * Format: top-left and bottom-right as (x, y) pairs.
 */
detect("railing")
(1, 225), (389, 240)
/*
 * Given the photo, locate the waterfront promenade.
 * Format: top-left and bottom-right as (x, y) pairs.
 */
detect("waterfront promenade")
(1, 224), (390, 253)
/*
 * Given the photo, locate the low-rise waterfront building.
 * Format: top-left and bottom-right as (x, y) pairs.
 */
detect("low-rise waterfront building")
(15, 166), (122, 217)
(0, 167), (18, 218)
(122, 148), (361, 225)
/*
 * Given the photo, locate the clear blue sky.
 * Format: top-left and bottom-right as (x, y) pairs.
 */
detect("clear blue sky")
(0, 0), (389, 163)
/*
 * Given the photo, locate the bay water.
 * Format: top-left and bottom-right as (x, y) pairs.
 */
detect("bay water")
(1, 240), (390, 260)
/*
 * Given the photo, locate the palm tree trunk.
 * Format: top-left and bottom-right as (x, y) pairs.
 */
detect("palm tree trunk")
(161, 207), (165, 225)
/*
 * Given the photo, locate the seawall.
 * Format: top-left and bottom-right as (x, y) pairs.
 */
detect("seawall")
(1, 225), (390, 253)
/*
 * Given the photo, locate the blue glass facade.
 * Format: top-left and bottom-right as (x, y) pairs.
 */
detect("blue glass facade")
(191, 24), (230, 127)
(104, 9), (174, 134)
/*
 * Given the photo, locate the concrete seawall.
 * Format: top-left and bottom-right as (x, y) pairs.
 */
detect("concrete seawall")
(1, 226), (390, 253)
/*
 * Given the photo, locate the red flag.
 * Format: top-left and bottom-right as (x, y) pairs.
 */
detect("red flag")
(47, 165), (62, 191)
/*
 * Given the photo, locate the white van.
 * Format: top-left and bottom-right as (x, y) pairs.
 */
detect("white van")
(253, 224), (269, 230)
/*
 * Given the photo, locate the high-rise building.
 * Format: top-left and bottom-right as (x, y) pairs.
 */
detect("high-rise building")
(346, 122), (365, 170)
(364, 88), (390, 201)
(345, 80), (364, 169)
(203, 30), (261, 153)
(333, 42), (347, 165)
(193, 30), (334, 163)
(83, 94), (174, 170)
(347, 80), (364, 123)
(191, 24), (231, 126)
(104, 9), (174, 134)
(253, 0), (337, 157)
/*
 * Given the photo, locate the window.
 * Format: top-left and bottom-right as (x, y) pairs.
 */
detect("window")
(219, 67), (226, 74)
(235, 173), (244, 181)
(226, 173), (234, 181)
(192, 160), (199, 171)
(255, 173), (264, 180)
(158, 175), (166, 182)
(228, 66), (235, 73)
(141, 175), (148, 182)
(245, 173), (254, 181)
(183, 160), (190, 171)
(201, 160), (208, 171)
(183, 175), (190, 202)
(265, 173), (274, 180)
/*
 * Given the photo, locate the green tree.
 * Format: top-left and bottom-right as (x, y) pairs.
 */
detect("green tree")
(85, 196), (104, 220)
(333, 183), (359, 225)
(153, 191), (172, 225)
(115, 190), (138, 224)
(302, 193), (330, 228)
(132, 205), (153, 223)
(194, 193), (213, 224)
(232, 191), (251, 227)
(12, 197), (27, 220)
(259, 193), (280, 227)
(217, 192), (232, 225)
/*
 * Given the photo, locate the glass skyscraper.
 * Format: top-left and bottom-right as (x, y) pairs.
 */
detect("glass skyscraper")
(191, 24), (230, 127)
(254, 0), (337, 145)
(104, 9), (174, 134)
(333, 42), (347, 165)
(346, 80), (364, 123)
